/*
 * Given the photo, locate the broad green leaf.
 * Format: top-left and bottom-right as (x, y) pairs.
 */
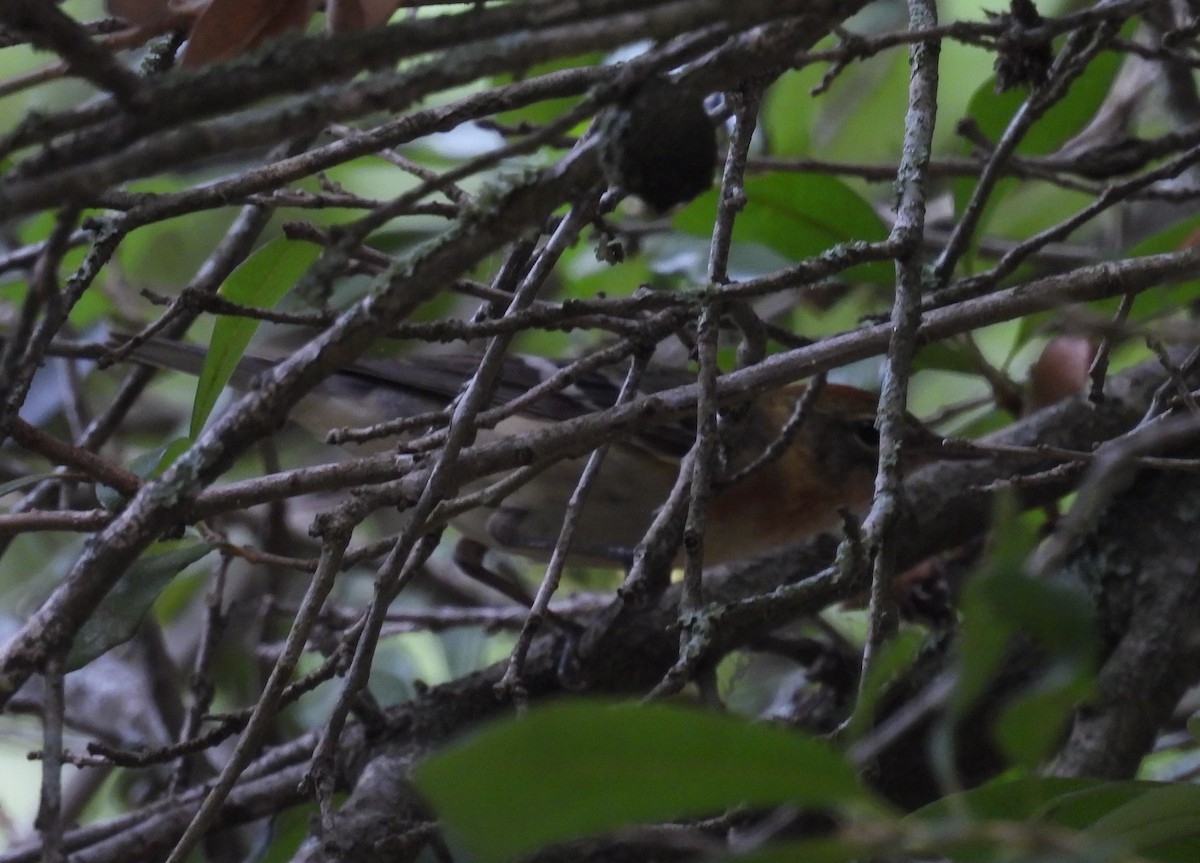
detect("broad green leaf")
(985, 183), (1092, 243)
(952, 40), (1127, 241)
(955, 557), (1096, 726)
(492, 53), (598, 129)
(912, 776), (1200, 862)
(413, 700), (885, 863)
(820, 47), (910, 163)
(909, 778), (1186, 862)
(68, 539), (215, 669)
(747, 790), (1145, 863)
(1122, 218), (1200, 323)
(763, 64), (825, 158)
(191, 238), (320, 437)
(952, 497), (1041, 715)
(151, 565), (206, 625)
(913, 340), (978, 376)
(977, 564), (1095, 660)
(259, 803), (319, 863)
(673, 174), (891, 285)
(947, 495), (1096, 772)
(562, 240), (653, 300)
(1146, 837), (1200, 863)
(1034, 781), (1161, 831)
(964, 45), (1125, 159)
(844, 629), (925, 742)
(1129, 215), (1200, 258)
(993, 661), (1094, 769)
(914, 776), (1122, 823)
(954, 495), (1095, 701)
(1089, 783), (1200, 859)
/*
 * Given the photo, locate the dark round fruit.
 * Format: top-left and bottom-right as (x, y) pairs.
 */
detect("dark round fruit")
(597, 77), (717, 212)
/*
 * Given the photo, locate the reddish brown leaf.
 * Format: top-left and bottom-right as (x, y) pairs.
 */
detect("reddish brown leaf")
(326, 0), (401, 33)
(106, 0), (175, 28)
(107, 0), (206, 32)
(1027, 335), (1097, 412)
(178, 0), (316, 68)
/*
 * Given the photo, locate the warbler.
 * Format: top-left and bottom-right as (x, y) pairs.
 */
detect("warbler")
(111, 335), (950, 567)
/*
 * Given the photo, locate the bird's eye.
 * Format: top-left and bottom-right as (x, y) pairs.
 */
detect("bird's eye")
(849, 419), (881, 451)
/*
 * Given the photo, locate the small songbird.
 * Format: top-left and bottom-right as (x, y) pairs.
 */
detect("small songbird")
(113, 336), (950, 567)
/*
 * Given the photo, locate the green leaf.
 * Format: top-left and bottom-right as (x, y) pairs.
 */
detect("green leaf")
(0, 473), (58, 498)
(954, 563), (1096, 745)
(1129, 215), (1200, 258)
(413, 700), (886, 863)
(952, 498), (1040, 714)
(673, 174), (891, 285)
(954, 496), (1095, 703)
(993, 661), (1094, 769)
(728, 779), (1197, 863)
(952, 40), (1127, 246)
(909, 778), (1189, 862)
(913, 775), (1127, 824)
(844, 629), (925, 742)
(492, 55), (597, 129)
(733, 836), (884, 863)
(964, 47), (1124, 159)
(1035, 780), (1161, 831)
(976, 563), (1096, 661)
(913, 340), (978, 376)
(763, 64), (826, 158)
(1088, 784), (1200, 859)
(68, 539), (215, 669)
(944, 496), (1097, 772)
(1122, 218), (1200, 323)
(96, 437), (192, 510)
(259, 802), (319, 863)
(819, 47), (910, 163)
(191, 238), (319, 437)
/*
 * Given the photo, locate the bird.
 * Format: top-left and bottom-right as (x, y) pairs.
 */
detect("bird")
(596, 76), (717, 212)
(109, 334), (952, 570)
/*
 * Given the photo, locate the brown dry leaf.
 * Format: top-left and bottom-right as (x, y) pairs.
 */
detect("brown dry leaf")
(107, 0), (175, 28)
(107, 0), (208, 29)
(178, 0), (316, 68)
(326, 0), (402, 33)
